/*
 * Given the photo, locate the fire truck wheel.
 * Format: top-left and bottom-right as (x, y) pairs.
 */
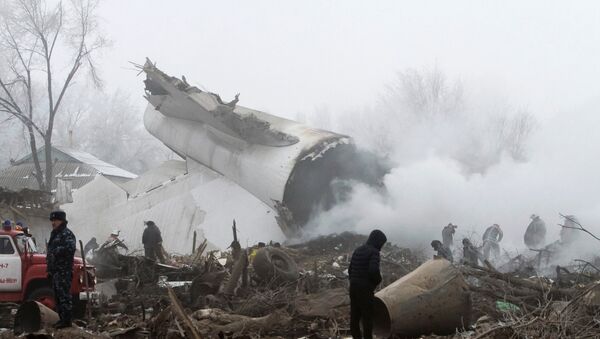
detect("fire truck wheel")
(27, 287), (56, 310)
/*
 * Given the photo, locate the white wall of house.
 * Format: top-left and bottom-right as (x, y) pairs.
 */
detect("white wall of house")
(62, 160), (284, 253)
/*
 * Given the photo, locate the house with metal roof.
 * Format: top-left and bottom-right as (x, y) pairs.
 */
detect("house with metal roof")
(0, 145), (137, 193)
(0, 146), (137, 244)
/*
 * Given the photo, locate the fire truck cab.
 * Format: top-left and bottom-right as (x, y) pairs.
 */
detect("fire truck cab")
(0, 229), (96, 315)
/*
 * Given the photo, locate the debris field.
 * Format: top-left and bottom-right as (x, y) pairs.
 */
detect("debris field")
(2, 231), (600, 338)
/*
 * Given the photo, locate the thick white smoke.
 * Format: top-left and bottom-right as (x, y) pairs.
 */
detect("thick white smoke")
(304, 71), (600, 265)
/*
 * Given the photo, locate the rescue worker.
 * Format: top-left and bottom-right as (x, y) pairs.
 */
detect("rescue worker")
(46, 210), (76, 328)
(103, 230), (128, 251)
(14, 221), (35, 245)
(560, 215), (580, 245)
(83, 237), (99, 257)
(22, 226), (32, 237)
(431, 240), (453, 262)
(524, 214), (546, 249)
(248, 242), (267, 263)
(482, 224), (503, 260)
(442, 223), (457, 249)
(3, 219), (12, 230)
(348, 229), (387, 339)
(462, 238), (483, 266)
(142, 220), (164, 262)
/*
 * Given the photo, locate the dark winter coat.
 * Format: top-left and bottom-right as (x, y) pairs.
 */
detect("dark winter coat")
(436, 245), (454, 262)
(524, 217), (546, 248)
(463, 242), (482, 266)
(47, 222), (76, 274)
(142, 223), (163, 247)
(348, 230), (387, 291)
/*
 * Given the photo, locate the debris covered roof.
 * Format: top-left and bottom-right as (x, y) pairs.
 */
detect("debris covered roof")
(0, 145), (136, 192)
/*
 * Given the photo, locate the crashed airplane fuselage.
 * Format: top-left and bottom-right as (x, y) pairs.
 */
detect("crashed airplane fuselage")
(142, 60), (385, 236)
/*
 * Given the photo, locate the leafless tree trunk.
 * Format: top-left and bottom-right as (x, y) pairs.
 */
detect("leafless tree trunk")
(0, 0), (105, 191)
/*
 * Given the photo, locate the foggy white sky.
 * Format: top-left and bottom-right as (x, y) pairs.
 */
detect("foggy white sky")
(97, 0), (600, 118)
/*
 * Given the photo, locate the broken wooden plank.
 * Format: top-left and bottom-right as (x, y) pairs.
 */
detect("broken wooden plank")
(167, 286), (203, 339)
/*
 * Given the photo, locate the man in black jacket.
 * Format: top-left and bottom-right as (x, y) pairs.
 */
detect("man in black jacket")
(47, 210), (76, 328)
(142, 221), (164, 262)
(348, 229), (387, 339)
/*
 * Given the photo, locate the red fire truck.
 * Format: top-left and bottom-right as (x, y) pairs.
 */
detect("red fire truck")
(0, 228), (97, 315)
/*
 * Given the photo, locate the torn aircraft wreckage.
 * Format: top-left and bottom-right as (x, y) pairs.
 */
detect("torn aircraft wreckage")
(141, 59), (385, 235)
(63, 60), (385, 252)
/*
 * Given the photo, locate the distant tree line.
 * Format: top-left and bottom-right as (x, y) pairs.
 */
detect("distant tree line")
(304, 66), (536, 175)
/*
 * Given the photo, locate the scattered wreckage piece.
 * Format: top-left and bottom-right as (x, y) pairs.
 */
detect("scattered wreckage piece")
(190, 270), (228, 305)
(5, 233), (425, 338)
(461, 263), (577, 304)
(13, 301), (60, 335)
(224, 249), (247, 295)
(92, 253), (201, 287)
(582, 282), (600, 308)
(192, 308), (293, 337)
(167, 286), (203, 339)
(252, 247), (299, 283)
(372, 258), (472, 338)
(232, 285), (294, 317)
(458, 255), (600, 338)
(293, 287), (350, 319)
(469, 291), (600, 338)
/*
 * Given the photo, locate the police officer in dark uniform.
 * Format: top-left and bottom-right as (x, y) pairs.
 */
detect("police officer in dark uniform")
(47, 210), (76, 328)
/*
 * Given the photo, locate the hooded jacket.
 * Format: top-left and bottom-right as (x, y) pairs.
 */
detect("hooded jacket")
(524, 217), (546, 248)
(348, 230), (387, 291)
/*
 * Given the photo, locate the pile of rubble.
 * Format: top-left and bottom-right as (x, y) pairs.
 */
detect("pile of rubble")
(287, 232), (425, 290)
(456, 258), (600, 338)
(2, 232), (424, 338)
(3, 231), (600, 338)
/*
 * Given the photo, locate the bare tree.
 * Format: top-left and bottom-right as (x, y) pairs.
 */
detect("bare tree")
(338, 66), (536, 173)
(384, 66), (464, 121)
(53, 89), (175, 174)
(0, 0), (106, 191)
(504, 108), (536, 161)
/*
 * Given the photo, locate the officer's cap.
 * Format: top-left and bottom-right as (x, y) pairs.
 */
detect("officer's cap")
(49, 210), (67, 221)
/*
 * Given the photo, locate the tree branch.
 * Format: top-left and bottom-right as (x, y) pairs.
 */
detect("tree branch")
(48, 2), (63, 59)
(0, 98), (46, 137)
(558, 213), (600, 242)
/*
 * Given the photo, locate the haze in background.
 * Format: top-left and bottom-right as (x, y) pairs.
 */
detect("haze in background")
(95, 0), (600, 118)
(2, 1), (599, 258)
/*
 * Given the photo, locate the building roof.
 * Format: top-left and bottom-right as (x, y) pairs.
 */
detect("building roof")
(0, 145), (136, 192)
